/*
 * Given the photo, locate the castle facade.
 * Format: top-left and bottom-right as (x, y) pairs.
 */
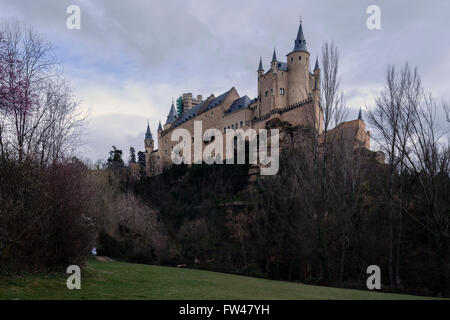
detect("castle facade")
(144, 21), (371, 176)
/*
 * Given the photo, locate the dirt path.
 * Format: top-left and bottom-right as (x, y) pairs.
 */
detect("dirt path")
(94, 256), (115, 262)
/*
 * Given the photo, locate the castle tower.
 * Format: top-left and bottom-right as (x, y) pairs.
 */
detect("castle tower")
(313, 56), (320, 102)
(257, 57), (264, 117)
(144, 122), (154, 175)
(287, 20), (310, 105)
(271, 48), (279, 110)
(257, 56), (264, 76)
(157, 120), (163, 134)
(157, 120), (163, 153)
(271, 48), (278, 72)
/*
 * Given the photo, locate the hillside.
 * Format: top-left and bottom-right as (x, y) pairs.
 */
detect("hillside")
(0, 259), (440, 300)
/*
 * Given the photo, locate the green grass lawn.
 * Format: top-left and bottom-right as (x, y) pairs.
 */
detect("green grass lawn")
(0, 259), (442, 300)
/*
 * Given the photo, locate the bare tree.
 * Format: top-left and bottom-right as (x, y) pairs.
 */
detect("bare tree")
(367, 64), (422, 288)
(0, 20), (86, 164)
(402, 94), (450, 295)
(444, 101), (450, 123)
(321, 43), (348, 131)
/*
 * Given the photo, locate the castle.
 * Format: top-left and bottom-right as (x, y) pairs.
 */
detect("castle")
(144, 20), (372, 176)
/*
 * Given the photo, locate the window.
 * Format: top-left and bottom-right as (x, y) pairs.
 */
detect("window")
(224, 127), (226, 133)
(299, 56), (301, 60)
(291, 57), (293, 62)
(270, 88), (273, 93)
(191, 137), (194, 143)
(265, 90), (268, 97)
(280, 88), (285, 95)
(235, 123), (238, 129)
(240, 121), (243, 127)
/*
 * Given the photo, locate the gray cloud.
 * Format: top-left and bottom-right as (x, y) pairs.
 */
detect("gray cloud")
(1, 0), (449, 160)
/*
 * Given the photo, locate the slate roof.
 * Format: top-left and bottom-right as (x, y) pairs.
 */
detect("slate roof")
(277, 62), (288, 71)
(173, 100), (206, 127)
(292, 22), (308, 53)
(165, 102), (177, 125)
(172, 89), (232, 128)
(145, 122), (153, 140)
(225, 95), (252, 115)
(258, 57), (264, 71)
(272, 48), (277, 63)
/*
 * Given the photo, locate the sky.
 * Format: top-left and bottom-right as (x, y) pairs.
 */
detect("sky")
(1, 0), (449, 162)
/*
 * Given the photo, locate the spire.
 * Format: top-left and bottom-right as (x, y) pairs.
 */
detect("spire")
(314, 75), (319, 91)
(258, 56), (264, 72)
(293, 20), (308, 52)
(165, 101), (177, 125)
(157, 121), (162, 132)
(314, 56), (320, 71)
(358, 108), (363, 121)
(145, 121), (153, 141)
(272, 48), (277, 63)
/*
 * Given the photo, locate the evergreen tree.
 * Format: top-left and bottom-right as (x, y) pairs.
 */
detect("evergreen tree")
(129, 147), (137, 164)
(107, 146), (124, 169)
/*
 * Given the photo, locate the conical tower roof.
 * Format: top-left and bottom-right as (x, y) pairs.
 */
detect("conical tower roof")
(145, 122), (153, 140)
(292, 21), (308, 53)
(258, 56), (264, 72)
(272, 48), (277, 63)
(165, 101), (177, 125)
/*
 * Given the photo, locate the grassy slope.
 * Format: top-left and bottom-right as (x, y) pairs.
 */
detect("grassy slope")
(0, 259), (441, 300)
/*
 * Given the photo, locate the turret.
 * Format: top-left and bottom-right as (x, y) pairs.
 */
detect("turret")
(287, 20), (310, 105)
(271, 48), (278, 72)
(157, 121), (163, 132)
(257, 56), (264, 77)
(313, 56), (320, 91)
(144, 122), (154, 152)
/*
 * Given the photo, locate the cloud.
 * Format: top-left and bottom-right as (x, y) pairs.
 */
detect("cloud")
(1, 0), (449, 160)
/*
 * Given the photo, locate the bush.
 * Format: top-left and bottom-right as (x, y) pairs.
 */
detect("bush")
(0, 158), (94, 273)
